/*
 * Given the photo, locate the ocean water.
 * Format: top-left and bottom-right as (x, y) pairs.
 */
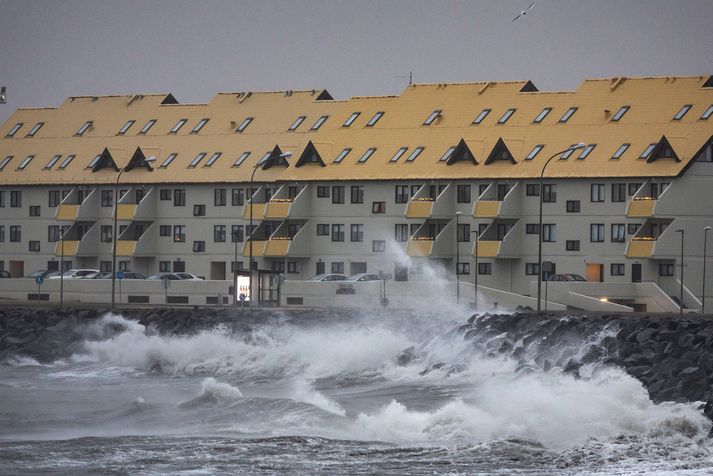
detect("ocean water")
(1, 310), (712, 475)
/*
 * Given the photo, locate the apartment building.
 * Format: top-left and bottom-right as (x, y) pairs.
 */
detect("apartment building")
(0, 75), (712, 308)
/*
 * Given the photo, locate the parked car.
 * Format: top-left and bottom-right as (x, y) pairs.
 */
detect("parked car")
(547, 274), (587, 282)
(0, 270), (11, 278)
(146, 272), (184, 281)
(86, 271), (146, 279)
(27, 270), (54, 279)
(47, 269), (99, 280)
(174, 272), (203, 280)
(344, 273), (381, 282)
(308, 273), (348, 282)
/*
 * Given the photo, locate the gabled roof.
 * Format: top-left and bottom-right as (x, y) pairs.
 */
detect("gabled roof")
(295, 141), (327, 167)
(646, 135), (680, 163)
(91, 147), (118, 172)
(484, 138), (517, 165)
(262, 145), (289, 170)
(124, 146), (155, 172)
(447, 139), (479, 165)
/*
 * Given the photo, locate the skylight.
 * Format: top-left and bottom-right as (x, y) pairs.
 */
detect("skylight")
(45, 155), (62, 169)
(525, 145), (544, 160)
(673, 104), (692, 120)
(289, 116), (306, 131)
(170, 119), (187, 134)
(640, 143), (657, 159)
(560, 144), (578, 159)
(160, 153), (177, 168)
(236, 117), (253, 132)
(611, 106), (630, 122)
(26, 122), (44, 137)
(533, 107), (551, 123)
(58, 154), (75, 169)
(439, 146), (456, 162)
(117, 120), (135, 135)
(357, 148), (376, 163)
(0, 156), (12, 171)
(17, 155), (34, 170)
(405, 146), (424, 162)
(423, 110), (442, 125)
(205, 152), (222, 167)
(577, 144), (596, 160)
(233, 152), (250, 167)
(87, 154), (101, 169)
(188, 152), (207, 168)
(701, 105), (713, 120)
(191, 118), (209, 134)
(6, 123), (22, 137)
(311, 115), (329, 130)
(257, 152), (272, 165)
(343, 112), (360, 127)
(559, 107), (578, 123)
(366, 112), (384, 127)
(390, 147), (408, 163)
(139, 119), (157, 134)
(333, 148), (351, 163)
(611, 143), (630, 159)
(473, 109), (491, 124)
(497, 109), (516, 124)
(75, 121), (93, 136)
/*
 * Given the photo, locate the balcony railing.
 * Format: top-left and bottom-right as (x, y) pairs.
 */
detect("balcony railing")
(626, 198), (656, 218)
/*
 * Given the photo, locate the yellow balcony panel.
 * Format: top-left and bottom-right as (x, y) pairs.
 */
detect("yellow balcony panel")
(56, 204), (80, 220)
(242, 240), (267, 257)
(265, 239), (291, 256)
(627, 199), (655, 218)
(242, 203), (267, 220)
(626, 240), (655, 258)
(477, 240), (501, 258)
(265, 201), (291, 220)
(116, 240), (137, 257)
(407, 240), (434, 257)
(474, 201), (502, 218)
(117, 204), (138, 220)
(405, 200), (434, 219)
(54, 240), (79, 256)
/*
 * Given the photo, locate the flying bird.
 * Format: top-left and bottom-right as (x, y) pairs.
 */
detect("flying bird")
(512, 2), (535, 22)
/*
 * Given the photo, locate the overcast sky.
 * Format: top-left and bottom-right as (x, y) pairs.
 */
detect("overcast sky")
(1, 0), (712, 123)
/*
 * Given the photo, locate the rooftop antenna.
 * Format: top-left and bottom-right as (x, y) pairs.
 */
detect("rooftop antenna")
(0, 87), (6, 104)
(396, 72), (413, 86)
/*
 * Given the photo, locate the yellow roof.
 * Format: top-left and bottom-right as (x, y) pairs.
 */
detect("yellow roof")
(1, 76), (712, 186)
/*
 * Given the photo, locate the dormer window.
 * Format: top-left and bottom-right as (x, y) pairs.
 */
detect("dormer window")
(333, 148), (351, 163)
(233, 152), (250, 167)
(577, 144), (596, 160)
(560, 145), (578, 159)
(188, 152), (207, 168)
(139, 119), (157, 134)
(559, 107), (578, 123)
(6, 123), (22, 137)
(0, 156), (13, 171)
(525, 145), (544, 160)
(701, 105), (713, 120)
(169, 119), (187, 134)
(405, 146), (424, 162)
(204, 152), (222, 167)
(357, 148), (376, 163)
(87, 154), (101, 169)
(58, 154), (75, 169)
(640, 143), (657, 159)
(45, 155), (62, 169)
(611, 143), (630, 159)
(497, 109), (516, 124)
(473, 109), (491, 124)
(26, 122), (44, 137)
(673, 104), (692, 121)
(611, 106), (630, 122)
(343, 112), (360, 127)
(117, 120), (135, 135)
(439, 146), (457, 162)
(14, 155), (34, 170)
(366, 111), (384, 127)
(423, 110), (441, 125)
(533, 107), (552, 123)
(190, 118), (209, 134)
(160, 153), (177, 168)
(390, 147), (408, 163)
(75, 121), (93, 136)
(288, 116), (306, 131)
(311, 115), (329, 130)
(236, 117), (253, 132)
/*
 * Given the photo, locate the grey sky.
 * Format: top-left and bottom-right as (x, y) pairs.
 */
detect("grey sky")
(1, 0), (712, 123)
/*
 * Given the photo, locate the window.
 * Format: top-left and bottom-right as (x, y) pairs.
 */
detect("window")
(289, 116), (306, 131)
(214, 188), (226, 206)
(233, 152), (250, 167)
(6, 123), (22, 137)
(87, 154), (101, 169)
(158, 225), (171, 237)
(100, 225), (113, 242)
(405, 146), (424, 163)
(191, 118), (209, 134)
(533, 107), (552, 123)
(193, 241), (205, 252)
(559, 107), (578, 123)
(423, 110), (441, 125)
(316, 186), (330, 198)
(701, 105), (713, 120)
(0, 191), (4, 207)
(497, 108), (516, 124)
(566, 200), (581, 213)
(525, 144), (544, 160)
(525, 224), (540, 234)
(612, 143), (630, 159)
(58, 155), (75, 169)
(29, 205), (40, 217)
(159, 189), (171, 201)
(0, 156), (13, 170)
(101, 190), (113, 207)
(366, 111), (384, 126)
(188, 152), (206, 168)
(351, 186), (364, 204)
(611, 263), (625, 276)
(611, 183), (626, 202)
(343, 112), (360, 127)
(560, 145), (578, 159)
(227, 188), (243, 207)
(10, 226), (21, 242)
(48, 225), (60, 242)
(75, 121), (93, 136)
(577, 144), (596, 160)
(673, 104), (692, 120)
(26, 122), (44, 137)
(358, 148), (376, 163)
(205, 152), (222, 167)
(395, 185), (409, 204)
(639, 143), (657, 160)
(611, 106), (630, 122)
(10, 191), (21, 208)
(45, 155), (62, 169)
(591, 184), (605, 202)
(525, 263), (540, 275)
(457, 185), (471, 203)
(628, 223), (641, 234)
(213, 225), (226, 242)
(372, 201), (385, 213)
(566, 240), (580, 251)
(29, 241), (40, 252)
(542, 224), (556, 242)
(48, 190), (60, 207)
(628, 183), (642, 196)
(169, 118), (187, 134)
(473, 108), (491, 124)
(659, 263), (674, 276)
(439, 146), (456, 162)
(332, 186), (345, 204)
(525, 184), (539, 196)
(457, 223), (470, 242)
(159, 261), (171, 272)
(236, 117), (253, 132)
(410, 223), (420, 236)
(331, 224), (345, 242)
(333, 148), (351, 164)
(457, 263), (470, 275)
(156, 152), (176, 169)
(611, 224), (626, 242)
(193, 204), (206, 216)
(497, 184), (510, 200)
(395, 224), (408, 242)
(373, 240), (385, 252)
(351, 224), (364, 242)
(311, 115), (328, 130)
(17, 155), (34, 170)
(478, 263), (492, 275)
(118, 120), (135, 135)
(389, 147), (408, 163)
(316, 224), (329, 236)
(590, 224), (605, 242)
(174, 189), (186, 206)
(331, 262), (345, 274)
(139, 119), (156, 134)
(542, 184), (556, 203)
(173, 225), (186, 242)
(0, 225), (4, 241)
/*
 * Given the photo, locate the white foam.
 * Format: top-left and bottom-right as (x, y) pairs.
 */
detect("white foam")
(199, 377), (243, 400)
(291, 380), (346, 416)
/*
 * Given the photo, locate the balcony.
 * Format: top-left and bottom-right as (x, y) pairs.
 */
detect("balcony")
(406, 219), (452, 257)
(404, 183), (453, 219)
(116, 187), (156, 221)
(406, 238), (434, 257)
(626, 238), (655, 258)
(242, 203), (267, 220)
(55, 188), (98, 221)
(473, 220), (520, 259)
(53, 221), (98, 257)
(405, 199), (434, 219)
(264, 201), (292, 219)
(473, 200), (502, 218)
(116, 240), (138, 257)
(472, 182), (519, 218)
(56, 204), (80, 220)
(625, 218), (674, 258)
(243, 240), (267, 257)
(476, 240), (502, 258)
(115, 221), (155, 257)
(626, 198), (656, 218)
(243, 220), (309, 257)
(54, 240), (80, 256)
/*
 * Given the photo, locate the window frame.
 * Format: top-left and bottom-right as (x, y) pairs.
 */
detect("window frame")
(343, 112), (360, 127)
(188, 152), (207, 168)
(472, 108), (491, 125)
(0, 155), (13, 170)
(233, 151), (251, 167)
(558, 107), (578, 123)
(236, 117), (253, 132)
(611, 105), (630, 122)
(138, 119), (157, 134)
(288, 116), (306, 131)
(439, 146), (456, 162)
(640, 143), (657, 159)
(701, 105), (713, 120)
(45, 155), (62, 170)
(533, 107), (552, 123)
(357, 148), (376, 164)
(311, 115), (328, 130)
(17, 155), (34, 170)
(58, 155), (75, 170)
(366, 111), (384, 127)
(117, 120), (135, 135)
(333, 148), (352, 164)
(423, 110), (441, 125)
(205, 152), (222, 167)
(390, 147), (408, 163)
(673, 104), (692, 121)
(577, 144), (596, 160)
(525, 144), (544, 160)
(169, 118), (188, 134)
(190, 118), (209, 134)
(6, 123), (23, 138)
(26, 122), (44, 137)
(405, 146), (424, 163)
(611, 143), (630, 159)
(497, 108), (516, 124)
(160, 153), (178, 168)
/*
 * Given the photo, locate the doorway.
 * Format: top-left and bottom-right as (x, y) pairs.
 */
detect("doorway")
(9, 260), (24, 278)
(394, 263), (408, 282)
(586, 263), (604, 282)
(631, 263), (642, 283)
(210, 261), (226, 280)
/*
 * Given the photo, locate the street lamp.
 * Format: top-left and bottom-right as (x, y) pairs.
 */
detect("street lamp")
(536, 143), (586, 312)
(471, 229), (480, 309)
(704, 226), (711, 314)
(455, 211), (462, 304)
(676, 228), (684, 317)
(248, 151), (292, 307)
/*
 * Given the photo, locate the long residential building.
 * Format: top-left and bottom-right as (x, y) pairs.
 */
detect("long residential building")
(0, 75), (712, 310)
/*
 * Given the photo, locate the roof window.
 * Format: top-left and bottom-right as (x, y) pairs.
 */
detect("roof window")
(473, 109), (491, 124)
(560, 144), (578, 159)
(160, 153), (177, 168)
(117, 120), (135, 135)
(357, 148), (376, 163)
(236, 117), (253, 132)
(640, 143), (657, 159)
(288, 116), (306, 131)
(497, 109), (516, 124)
(205, 152), (222, 167)
(559, 107), (578, 123)
(366, 111), (384, 127)
(190, 118), (209, 134)
(701, 105), (713, 120)
(439, 146), (457, 162)
(311, 115), (329, 130)
(333, 148), (352, 164)
(45, 155), (62, 169)
(6, 122), (22, 137)
(533, 107), (551, 123)
(673, 104), (692, 121)
(87, 154), (101, 169)
(611, 143), (630, 159)
(17, 155), (34, 170)
(577, 144), (596, 160)
(611, 106), (630, 122)
(58, 154), (75, 169)
(423, 110), (442, 125)
(232, 152), (250, 167)
(75, 121), (93, 136)
(0, 156), (13, 170)
(139, 119), (156, 134)
(525, 145), (544, 160)
(390, 147), (408, 163)
(169, 119), (187, 134)
(405, 146), (424, 162)
(188, 152), (207, 168)
(26, 122), (44, 137)
(343, 112), (360, 127)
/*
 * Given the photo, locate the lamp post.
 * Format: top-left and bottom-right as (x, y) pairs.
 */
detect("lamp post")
(472, 229), (480, 309)
(704, 226), (711, 314)
(248, 151), (292, 307)
(536, 143), (586, 312)
(676, 228), (684, 317)
(455, 211), (463, 303)
(60, 225), (66, 308)
(233, 226), (240, 306)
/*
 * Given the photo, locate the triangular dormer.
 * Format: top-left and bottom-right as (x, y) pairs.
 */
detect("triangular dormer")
(484, 138), (517, 165)
(447, 139), (478, 165)
(315, 90), (333, 101)
(161, 93), (178, 105)
(703, 76), (713, 88)
(646, 135), (680, 163)
(262, 145), (290, 170)
(520, 80), (538, 92)
(295, 141), (326, 167)
(92, 148), (119, 172)
(124, 147), (154, 172)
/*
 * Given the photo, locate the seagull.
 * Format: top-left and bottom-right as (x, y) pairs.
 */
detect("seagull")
(512, 2), (535, 22)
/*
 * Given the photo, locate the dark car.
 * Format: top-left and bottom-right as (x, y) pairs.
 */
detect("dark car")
(0, 270), (11, 278)
(547, 274), (587, 282)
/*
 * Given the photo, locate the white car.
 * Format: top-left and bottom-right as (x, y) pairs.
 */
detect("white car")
(47, 269), (100, 280)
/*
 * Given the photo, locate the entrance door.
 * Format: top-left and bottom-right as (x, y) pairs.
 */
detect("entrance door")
(632, 263), (642, 283)
(210, 261), (226, 280)
(586, 263), (604, 282)
(394, 263), (408, 282)
(9, 260), (24, 278)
